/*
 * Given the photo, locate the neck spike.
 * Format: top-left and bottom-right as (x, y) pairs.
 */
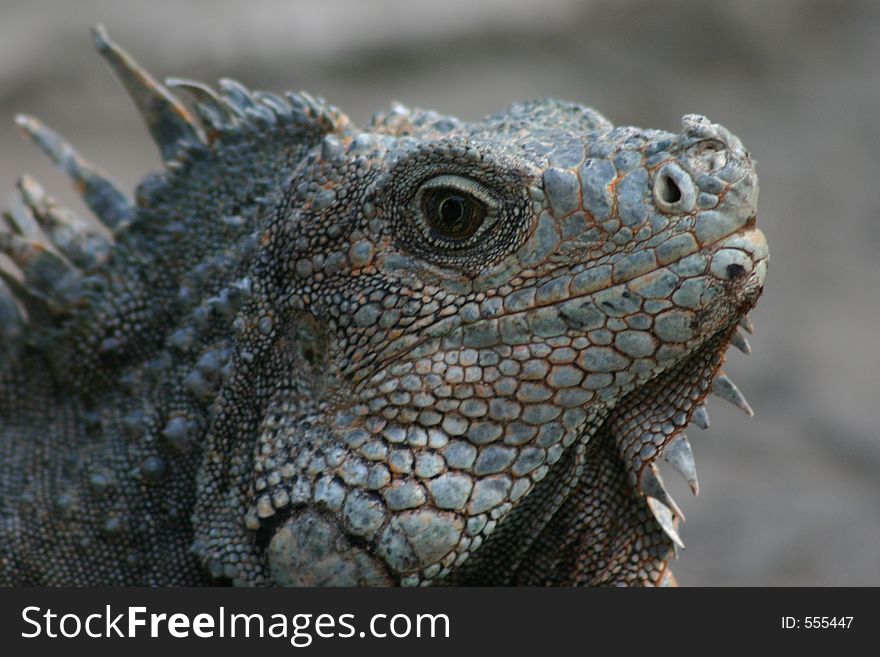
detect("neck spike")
(92, 24), (204, 161)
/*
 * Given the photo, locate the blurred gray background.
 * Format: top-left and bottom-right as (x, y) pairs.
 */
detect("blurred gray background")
(1, 0), (877, 585)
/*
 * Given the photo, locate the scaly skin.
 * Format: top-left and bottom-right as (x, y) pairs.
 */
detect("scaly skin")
(0, 28), (767, 586)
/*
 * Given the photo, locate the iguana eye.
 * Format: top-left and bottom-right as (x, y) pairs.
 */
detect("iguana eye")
(422, 190), (485, 240)
(415, 175), (496, 246)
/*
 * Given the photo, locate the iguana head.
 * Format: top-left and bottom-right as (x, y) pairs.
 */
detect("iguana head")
(203, 97), (765, 585)
(4, 29), (766, 585)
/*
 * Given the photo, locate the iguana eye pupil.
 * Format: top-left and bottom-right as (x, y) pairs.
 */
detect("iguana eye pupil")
(423, 189), (486, 240)
(439, 195), (465, 224)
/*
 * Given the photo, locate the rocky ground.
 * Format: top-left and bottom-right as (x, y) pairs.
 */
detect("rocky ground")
(1, 0), (878, 585)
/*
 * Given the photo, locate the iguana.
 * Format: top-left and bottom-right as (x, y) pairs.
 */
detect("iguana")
(0, 27), (767, 586)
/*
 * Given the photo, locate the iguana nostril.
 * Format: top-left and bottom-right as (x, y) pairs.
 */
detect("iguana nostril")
(658, 173), (682, 204)
(653, 162), (696, 214)
(726, 263), (746, 279)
